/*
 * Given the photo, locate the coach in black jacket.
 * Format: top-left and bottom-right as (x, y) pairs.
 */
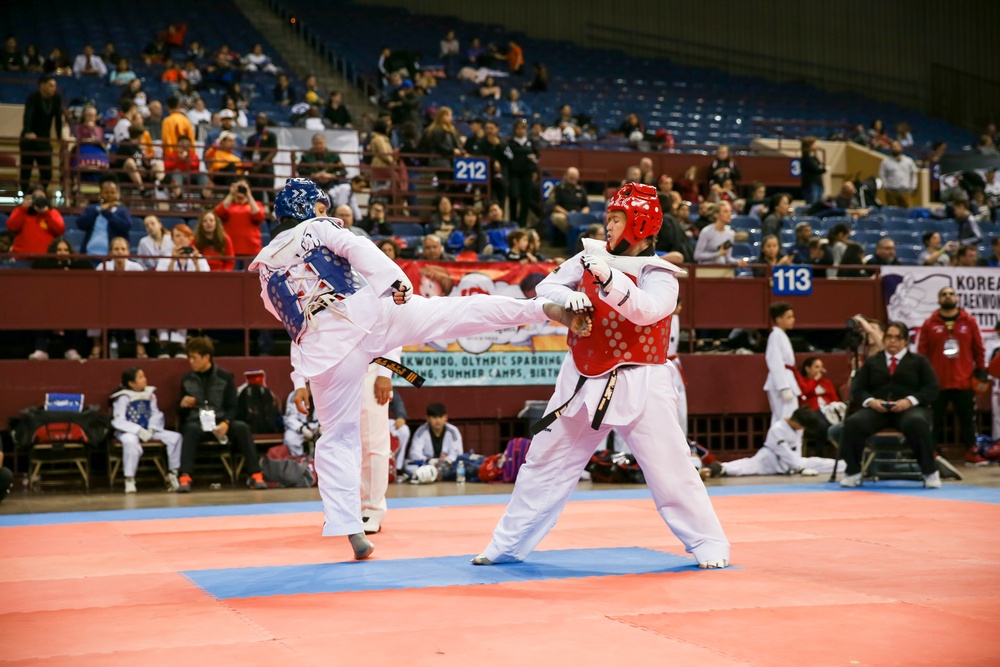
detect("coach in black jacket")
(839, 321), (940, 488)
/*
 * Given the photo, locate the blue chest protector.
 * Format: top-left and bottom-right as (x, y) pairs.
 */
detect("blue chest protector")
(267, 246), (366, 341)
(126, 398), (152, 429)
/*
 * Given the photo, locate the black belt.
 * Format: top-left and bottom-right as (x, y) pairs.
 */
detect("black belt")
(373, 357), (426, 387)
(531, 369), (619, 435)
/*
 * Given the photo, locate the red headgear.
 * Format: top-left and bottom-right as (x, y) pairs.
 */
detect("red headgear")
(605, 182), (662, 254)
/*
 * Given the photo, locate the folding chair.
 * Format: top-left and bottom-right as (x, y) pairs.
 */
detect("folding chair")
(107, 438), (171, 490)
(860, 429), (923, 483)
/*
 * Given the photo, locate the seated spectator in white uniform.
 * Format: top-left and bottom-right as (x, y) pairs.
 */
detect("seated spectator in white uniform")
(110, 367), (183, 493)
(704, 408), (845, 478)
(406, 402), (463, 477)
(283, 390), (320, 458)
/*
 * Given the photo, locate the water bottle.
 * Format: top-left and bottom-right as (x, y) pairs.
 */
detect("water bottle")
(456, 460), (466, 485)
(109, 337), (119, 359)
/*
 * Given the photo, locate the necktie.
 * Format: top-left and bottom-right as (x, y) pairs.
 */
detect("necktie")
(87, 55), (93, 69)
(889, 356), (897, 375)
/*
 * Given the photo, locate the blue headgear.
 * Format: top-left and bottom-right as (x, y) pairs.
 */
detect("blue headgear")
(274, 178), (330, 222)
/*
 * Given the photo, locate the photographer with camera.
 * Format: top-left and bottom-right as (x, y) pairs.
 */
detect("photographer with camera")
(155, 223), (208, 357)
(839, 322), (941, 488)
(6, 185), (65, 255)
(213, 178), (266, 263)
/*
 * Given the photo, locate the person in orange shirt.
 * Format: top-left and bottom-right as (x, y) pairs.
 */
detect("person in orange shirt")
(505, 39), (524, 75)
(160, 95), (195, 157)
(204, 132), (242, 186)
(161, 57), (185, 85)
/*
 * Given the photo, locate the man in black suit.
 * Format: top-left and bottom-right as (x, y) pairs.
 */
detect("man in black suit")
(839, 321), (941, 488)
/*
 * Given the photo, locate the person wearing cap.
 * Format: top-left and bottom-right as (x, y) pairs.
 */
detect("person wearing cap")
(205, 132), (242, 185)
(472, 182), (730, 570)
(203, 109), (244, 160)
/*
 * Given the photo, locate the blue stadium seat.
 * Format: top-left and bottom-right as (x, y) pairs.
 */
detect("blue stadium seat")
(730, 215), (757, 232)
(392, 222), (427, 237)
(64, 229), (86, 251)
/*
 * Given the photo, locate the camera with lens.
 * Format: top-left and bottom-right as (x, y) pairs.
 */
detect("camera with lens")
(721, 240), (733, 250)
(844, 316), (865, 350)
(31, 194), (49, 211)
(236, 185), (248, 195)
(179, 246), (195, 255)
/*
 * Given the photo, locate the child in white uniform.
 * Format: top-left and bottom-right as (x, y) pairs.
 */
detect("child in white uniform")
(110, 367), (182, 493)
(764, 302), (800, 427)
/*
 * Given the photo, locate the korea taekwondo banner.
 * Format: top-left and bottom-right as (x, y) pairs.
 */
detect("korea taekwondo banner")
(880, 266), (1000, 359)
(392, 260), (568, 386)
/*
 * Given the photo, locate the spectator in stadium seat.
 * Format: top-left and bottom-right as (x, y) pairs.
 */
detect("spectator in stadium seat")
(984, 237), (1000, 267)
(693, 201), (747, 266)
(142, 34), (170, 65)
(246, 113), (278, 202)
(440, 30), (460, 77)
(136, 215), (174, 270)
(478, 76), (502, 100)
(114, 125), (164, 197)
(800, 136), (826, 204)
(78, 176), (131, 257)
(826, 223), (853, 275)
(425, 195), (457, 237)
(638, 157), (656, 187)
(709, 145), (740, 187)
(761, 193), (792, 239)
(297, 133), (347, 188)
(484, 201), (508, 228)
(164, 135), (210, 200)
(953, 199), (984, 245)
(867, 119), (891, 150)
(242, 43), (279, 74)
(895, 122), (914, 149)
(378, 238), (401, 261)
(676, 166), (701, 204)
(503, 39), (524, 75)
(553, 105), (582, 138)
(43, 46), (72, 75)
(743, 181), (767, 218)
(524, 61), (548, 92)
(108, 57), (137, 86)
(160, 57), (185, 87)
(334, 204), (370, 239)
(322, 91), (353, 128)
(918, 231), (957, 267)
(7, 185), (65, 255)
(19, 74), (63, 193)
(214, 179), (265, 259)
(837, 241), (868, 278)
(2, 36), (22, 71)
(273, 73), (295, 106)
(0, 232), (16, 265)
(161, 96), (195, 158)
(205, 132), (242, 186)
(807, 237), (834, 273)
(975, 134), (999, 158)
(954, 244), (979, 267)
(878, 141), (918, 208)
(29, 237), (91, 360)
(182, 59), (202, 87)
(359, 201), (393, 236)
(787, 221), (814, 264)
(155, 223), (208, 357)
(866, 237), (900, 267)
(185, 98), (211, 129)
(419, 234), (454, 262)
(329, 174), (368, 223)
(22, 44), (45, 72)
(655, 193), (694, 262)
(194, 210), (234, 272)
(72, 44), (107, 78)
(547, 167), (590, 234)
(499, 88), (530, 118)
(203, 110), (244, 159)
(176, 336), (266, 492)
(753, 234), (793, 277)
(448, 207), (489, 255)
(575, 223), (606, 253)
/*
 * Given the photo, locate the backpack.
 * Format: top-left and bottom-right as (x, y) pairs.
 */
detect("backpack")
(479, 454), (503, 483)
(236, 384), (280, 434)
(260, 445), (315, 487)
(500, 437), (531, 483)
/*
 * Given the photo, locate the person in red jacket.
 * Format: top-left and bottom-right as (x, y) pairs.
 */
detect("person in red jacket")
(796, 357), (840, 410)
(7, 186), (65, 255)
(193, 209), (235, 272)
(917, 287), (987, 465)
(214, 178), (265, 264)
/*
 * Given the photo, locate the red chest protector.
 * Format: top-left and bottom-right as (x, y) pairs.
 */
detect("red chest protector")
(568, 273), (671, 377)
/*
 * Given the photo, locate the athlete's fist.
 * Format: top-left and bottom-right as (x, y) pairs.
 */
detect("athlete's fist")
(391, 277), (413, 305)
(564, 291), (593, 314)
(581, 254), (611, 288)
(137, 428), (153, 442)
(780, 388), (795, 403)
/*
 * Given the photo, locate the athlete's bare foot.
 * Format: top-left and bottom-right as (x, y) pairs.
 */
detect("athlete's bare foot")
(543, 302), (592, 337)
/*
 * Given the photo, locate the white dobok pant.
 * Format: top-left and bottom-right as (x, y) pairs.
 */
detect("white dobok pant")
(666, 360), (687, 435)
(359, 363), (391, 526)
(117, 429), (182, 477)
(480, 366), (730, 565)
(721, 448), (845, 476)
(767, 389), (797, 427)
(310, 294), (552, 537)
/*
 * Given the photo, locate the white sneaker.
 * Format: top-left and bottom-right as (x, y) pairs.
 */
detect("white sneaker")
(923, 471), (941, 489)
(64, 349), (82, 361)
(839, 473), (862, 488)
(124, 479), (137, 493)
(698, 558), (729, 569)
(167, 471), (180, 491)
(362, 516), (381, 535)
(28, 350), (49, 360)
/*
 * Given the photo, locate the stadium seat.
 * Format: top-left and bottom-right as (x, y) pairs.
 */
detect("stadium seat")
(392, 222), (427, 237)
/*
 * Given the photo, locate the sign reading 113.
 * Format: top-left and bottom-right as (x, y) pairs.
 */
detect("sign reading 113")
(772, 265), (813, 296)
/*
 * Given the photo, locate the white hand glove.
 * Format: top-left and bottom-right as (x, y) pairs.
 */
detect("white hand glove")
(800, 468), (819, 476)
(300, 427), (314, 440)
(391, 276), (413, 304)
(780, 388), (795, 402)
(137, 428), (153, 442)
(580, 254), (611, 288)
(564, 291), (593, 313)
